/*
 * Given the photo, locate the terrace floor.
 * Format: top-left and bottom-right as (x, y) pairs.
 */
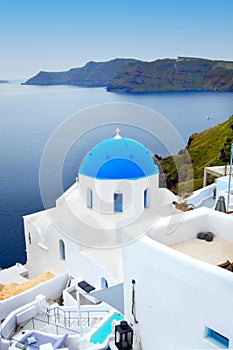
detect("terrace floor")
(171, 236), (233, 265)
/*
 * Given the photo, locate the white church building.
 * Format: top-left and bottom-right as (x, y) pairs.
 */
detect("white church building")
(10, 130), (233, 349)
(23, 129), (172, 283)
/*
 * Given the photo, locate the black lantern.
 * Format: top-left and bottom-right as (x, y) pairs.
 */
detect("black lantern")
(215, 195), (226, 213)
(115, 320), (133, 349)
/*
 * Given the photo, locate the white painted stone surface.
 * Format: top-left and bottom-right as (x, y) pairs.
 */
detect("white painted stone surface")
(122, 210), (233, 349)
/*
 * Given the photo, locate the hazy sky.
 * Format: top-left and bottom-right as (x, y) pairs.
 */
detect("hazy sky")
(1, 0), (233, 80)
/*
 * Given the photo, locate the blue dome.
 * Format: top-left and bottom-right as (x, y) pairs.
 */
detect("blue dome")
(78, 137), (159, 180)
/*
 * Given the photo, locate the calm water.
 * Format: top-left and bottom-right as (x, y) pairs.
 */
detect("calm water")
(0, 82), (233, 268)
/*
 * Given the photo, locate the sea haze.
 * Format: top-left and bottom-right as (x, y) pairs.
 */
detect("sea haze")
(0, 82), (233, 268)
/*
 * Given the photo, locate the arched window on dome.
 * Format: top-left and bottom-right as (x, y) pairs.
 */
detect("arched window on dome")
(87, 188), (93, 209)
(114, 192), (123, 213)
(59, 239), (66, 260)
(144, 189), (149, 208)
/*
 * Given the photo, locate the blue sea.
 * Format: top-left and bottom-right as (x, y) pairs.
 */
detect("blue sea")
(0, 81), (233, 268)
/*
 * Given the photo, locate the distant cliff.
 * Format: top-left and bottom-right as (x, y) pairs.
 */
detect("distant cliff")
(0, 80), (9, 83)
(23, 59), (137, 87)
(23, 57), (233, 92)
(107, 57), (233, 92)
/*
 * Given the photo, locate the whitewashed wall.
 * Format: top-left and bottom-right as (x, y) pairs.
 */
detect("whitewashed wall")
(24, 211), (119, 288)
(23, 173), (161, 286)
(146, 207), (211, 245)
(216, 176), (233, 204)
(122, 211), (233, 349)
(79, 174), (159, 216)
(188, 183), (215, 207)
(0, 273), (69, 321)
(146, 207), (233, 246)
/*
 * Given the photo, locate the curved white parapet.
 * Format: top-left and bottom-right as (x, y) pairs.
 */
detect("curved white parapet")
(186, 183), (216, 208)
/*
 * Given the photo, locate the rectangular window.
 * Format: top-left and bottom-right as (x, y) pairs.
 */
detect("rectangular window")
(206, 327), (229, 348)
(114, 193), (123, 212)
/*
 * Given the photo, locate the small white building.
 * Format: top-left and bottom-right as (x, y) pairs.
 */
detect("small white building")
(24, 131), (174, 287)
(22, 130), (233, 349)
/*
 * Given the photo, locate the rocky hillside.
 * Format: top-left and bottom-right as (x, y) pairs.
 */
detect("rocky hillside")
(23, 58), (137, 86)
(107, 57), (233, 92)
(23, 57), (233, 92)
(159, 115), (233, 194)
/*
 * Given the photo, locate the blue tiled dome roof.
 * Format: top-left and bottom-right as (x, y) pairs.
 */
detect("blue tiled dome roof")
(78, 137), (159, 180)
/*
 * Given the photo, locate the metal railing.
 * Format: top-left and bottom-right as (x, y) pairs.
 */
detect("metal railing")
(26, 315), (80, 335)
(6, 305), (110, 347)
(47, 306), (109, 329)
(8, 315), (80, 349)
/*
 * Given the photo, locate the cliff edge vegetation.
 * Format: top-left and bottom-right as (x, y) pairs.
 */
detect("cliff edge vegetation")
(159, 115), (233, 194)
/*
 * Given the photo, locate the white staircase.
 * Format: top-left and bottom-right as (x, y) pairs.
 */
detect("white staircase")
(47, 306), (108, 334)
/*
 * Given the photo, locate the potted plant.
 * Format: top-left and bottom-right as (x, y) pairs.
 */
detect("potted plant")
(172, 200), (195, 212)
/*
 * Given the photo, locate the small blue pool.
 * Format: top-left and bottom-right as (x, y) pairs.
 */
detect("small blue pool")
(90, 312), (124, 344)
